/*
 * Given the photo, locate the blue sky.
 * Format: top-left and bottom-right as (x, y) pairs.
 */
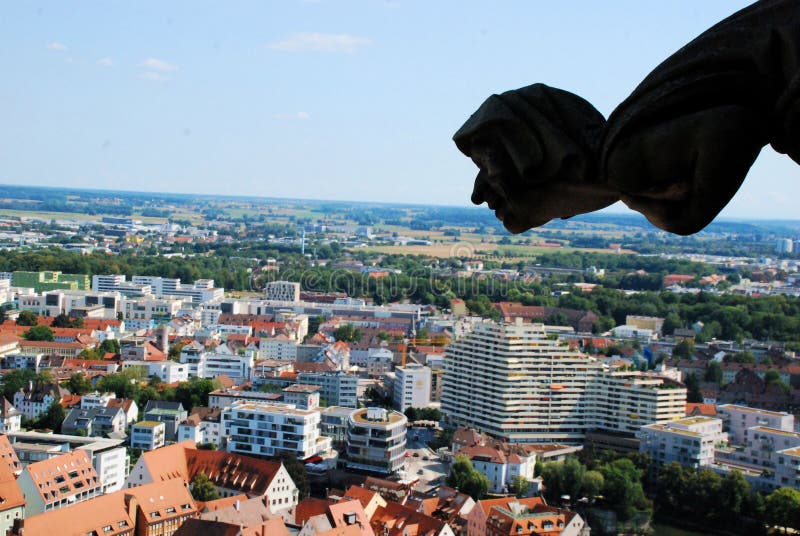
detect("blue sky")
(1, 1), (798, 220)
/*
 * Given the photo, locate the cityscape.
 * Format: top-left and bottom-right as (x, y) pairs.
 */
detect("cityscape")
(0, 184), (799, 535)
(3, 1), (800, 535)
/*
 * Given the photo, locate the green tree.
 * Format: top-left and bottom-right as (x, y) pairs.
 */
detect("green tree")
(23, 325), (54, 341)
(52, 313), (83, 328)
(98, 339), (121, 355)
(766, 487), (800, 533)
(582, 470), (605, 501)
(510, 475), (530, 498)
(15, 310), (38, 326)
(672, 339), (695, 360)
(35, 400), (66, 432)
(67, 373), (93, 395)
(684, 373), (703, 403)
(168, 341), (186, 361)
(1, 369), (37, 400)
(333, 324), (362, 343)
(600, 458), (650, 521)
(446, 456), (490, 500)
(190, 472), (220, 501)
(705, 361), (723, 385)
(725, 351), (756, 364)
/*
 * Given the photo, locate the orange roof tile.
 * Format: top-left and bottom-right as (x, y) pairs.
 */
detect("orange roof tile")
(19, 488), (134, 536)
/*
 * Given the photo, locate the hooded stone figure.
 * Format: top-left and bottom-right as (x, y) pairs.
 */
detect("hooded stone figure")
(455, 0), (800, 235)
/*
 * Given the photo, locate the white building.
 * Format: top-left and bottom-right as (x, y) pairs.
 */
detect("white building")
(221, 401), (331, 459)
(0, 399), (22, 433)
(457, 444), (537, 494)
(259, 336), (299, 361)
(718, 404), (795, 446)
(80, 391), (116, 409)
(122, 360), (189, 383)
(443, 319), (686, 443)
(13, 382), (66, 420)
(283, 385), (321, 410)
(264, 281), (301, 302)
(345, 407), (407, 474)
(297, 371), (359, 408)
(180, 342), (254, 383)
(777, 238), (794, 254)
(177, 408), (223, 447)
(639, 416), (726, 469)
(122, 295), (184, 322)
(130, 421), (166, 451)
(393, 364), (432, 411)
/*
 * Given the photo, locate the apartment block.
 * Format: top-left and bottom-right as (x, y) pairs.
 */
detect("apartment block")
(443, 319), (686, 443)
(221, 401), (332, 459)
(718, 404), (795, 446)
(346, 407), (407, 474)
(393, 364), (431, 411)
(131, 421), (166, 451)
(297, 371), (358, 408)
(639, 416), (726, 468)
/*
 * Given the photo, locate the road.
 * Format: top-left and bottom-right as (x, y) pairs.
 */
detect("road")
(402, 426), (449, 491)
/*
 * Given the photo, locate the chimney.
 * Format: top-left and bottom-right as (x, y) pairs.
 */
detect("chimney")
(234, 499), (240, 511)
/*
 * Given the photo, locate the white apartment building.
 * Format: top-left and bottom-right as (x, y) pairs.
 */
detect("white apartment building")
(296, 371), (358, 408)
(639, 416), (726, 469)
(130, 421), (166, 451)
(718, 404), (795, 446)
(179, 342), (254, 383)
(208, 388), (286, 409)
(393, 364), (432, 411)
(259, 336), (299, 361)
(221, 401), (331, 459)
(130, 276), (181, 296)
(92, 275), (152, 298)
(345, 407), (407, 474)
(282, 385), (321, 410)
(80, 392), (116, 409)
(264, 281), (301, 302)
(122, 296), (184, 322)
(122, 360), (189, 383)
(443, 319), (686, 443)
(590, 372), (687, 435)
(91, 274), (126, 293)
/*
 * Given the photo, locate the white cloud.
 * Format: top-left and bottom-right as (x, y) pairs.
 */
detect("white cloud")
(297, 111), (311, 120)
(48, 42), (67, 51)
(266, 32), (372, 53)
(97, 57), (114, 67)
(142, 71), (168, 82)
(141, 58), (177, 71)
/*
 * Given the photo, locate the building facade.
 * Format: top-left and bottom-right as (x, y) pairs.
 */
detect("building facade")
(345, 407), (407, 474)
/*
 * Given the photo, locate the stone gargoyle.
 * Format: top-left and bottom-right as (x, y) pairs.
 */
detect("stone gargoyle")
(454, 0), (800, 235)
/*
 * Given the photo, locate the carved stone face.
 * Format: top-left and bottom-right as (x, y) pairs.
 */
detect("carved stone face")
(469, 136), (618, 234)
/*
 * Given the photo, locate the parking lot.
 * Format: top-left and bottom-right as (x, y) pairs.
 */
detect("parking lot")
(402, 426), (449, 490)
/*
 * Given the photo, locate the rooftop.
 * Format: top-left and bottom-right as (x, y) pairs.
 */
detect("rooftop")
(134, 421), (165, 429)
